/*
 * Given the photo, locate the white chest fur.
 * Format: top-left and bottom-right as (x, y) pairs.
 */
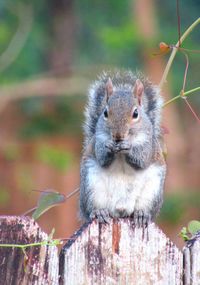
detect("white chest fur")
(87, 155), (164, 217)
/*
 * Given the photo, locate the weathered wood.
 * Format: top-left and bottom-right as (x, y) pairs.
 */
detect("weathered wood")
(0, 216), (58, 285)
(60, 219), (183, 285)
(1, 216), (200, 284)
(183, 231), (200, 285)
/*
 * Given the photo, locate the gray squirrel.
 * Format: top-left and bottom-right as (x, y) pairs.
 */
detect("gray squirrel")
(80, 70), (166, 225)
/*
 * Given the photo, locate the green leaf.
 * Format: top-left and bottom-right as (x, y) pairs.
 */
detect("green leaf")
(188, 220), (200, 236)
(179, 227), (189, 241)
(32, 190), (66, 220)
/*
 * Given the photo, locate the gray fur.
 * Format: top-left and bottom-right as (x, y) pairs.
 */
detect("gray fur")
(80, 70), (166, 224)
(83, 70), (163, 148)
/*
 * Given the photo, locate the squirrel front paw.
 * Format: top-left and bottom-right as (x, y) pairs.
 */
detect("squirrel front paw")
(132, 210), (152, 227)
(105, 140), (116, 153)
(116, 141), (131, 153)
(106, 140), (130, 153)
(90, 208), (111, 223)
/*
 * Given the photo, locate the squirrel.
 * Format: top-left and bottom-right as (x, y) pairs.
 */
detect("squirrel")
(79, 70), (166, 225)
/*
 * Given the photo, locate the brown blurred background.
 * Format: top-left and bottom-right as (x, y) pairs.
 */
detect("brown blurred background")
(0, 0), (199, 249)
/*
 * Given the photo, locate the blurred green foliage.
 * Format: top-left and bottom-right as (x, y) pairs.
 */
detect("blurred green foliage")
(159, 191), (200, 224)
(74, 0), (138, 67)
(16, 165), (34, 193)
(0, 1), (48, 82)
(18, 96), (84, 139)
(156, 0), (200, 102)
(0, 186), (10, 207)
(2, 143), (20, 161)
(0, 0), (198, 226)
(0, 0), (199, 139)
(0, 0), (199, 81)
(159, 194), (184, 224)
(36, 144), (74, 172)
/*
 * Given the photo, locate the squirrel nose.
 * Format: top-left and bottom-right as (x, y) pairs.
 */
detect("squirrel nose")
(114, 134), (123, 143)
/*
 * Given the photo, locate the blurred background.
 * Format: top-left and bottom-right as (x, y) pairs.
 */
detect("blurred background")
(0, 0), (199, 248)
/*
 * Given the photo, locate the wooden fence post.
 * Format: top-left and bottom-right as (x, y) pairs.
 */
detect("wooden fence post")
(0, 216), (199, 284)
(0, 216), (59, 285)
(59, 219), (183, 285)
(183, 231), (200, 285)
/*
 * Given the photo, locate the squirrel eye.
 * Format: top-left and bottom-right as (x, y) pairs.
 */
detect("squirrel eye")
(132, 108), (139, 119)
(104, 109), (108, 119)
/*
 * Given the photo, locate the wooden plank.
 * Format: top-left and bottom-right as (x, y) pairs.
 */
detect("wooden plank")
(183, 231), (200, 285)
(60, 219), (183, 285)
(0, 216), (59, 285)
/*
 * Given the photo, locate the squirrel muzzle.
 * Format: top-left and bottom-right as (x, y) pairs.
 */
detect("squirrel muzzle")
(113, 133), (124, 143)
(112, 128), (130, 143)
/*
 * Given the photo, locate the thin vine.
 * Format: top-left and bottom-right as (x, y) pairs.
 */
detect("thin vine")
(164, 86), (200, 107)
(159, 17), (200, 89)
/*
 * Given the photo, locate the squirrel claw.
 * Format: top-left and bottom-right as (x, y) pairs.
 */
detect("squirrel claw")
(106, 140), (130, 153)
(105, 141), (115, 152)
(132, 210), (151, 227)
(90, 208), (111, 223)
(117, 141), (131, 152)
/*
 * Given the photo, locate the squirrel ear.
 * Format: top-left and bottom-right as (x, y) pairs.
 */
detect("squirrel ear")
(133, 79), (144, 106)
(105, 77), (113, 99)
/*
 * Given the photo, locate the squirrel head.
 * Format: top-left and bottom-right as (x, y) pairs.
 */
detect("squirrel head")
(103, 78), (144, 142)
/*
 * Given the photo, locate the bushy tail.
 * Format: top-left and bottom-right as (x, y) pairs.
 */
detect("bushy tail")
(141, 76), (164, 138)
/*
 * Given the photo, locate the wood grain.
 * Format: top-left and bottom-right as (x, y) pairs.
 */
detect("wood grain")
(0, 216), (58, 285)
(60, 219), (183, 285)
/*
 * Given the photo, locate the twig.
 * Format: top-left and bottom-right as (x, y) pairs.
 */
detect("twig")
(176, 0), (181, 47)
(0, 239), (62, 249)
(183, 98), (200, 123)
(181, 51), (189, 92)
(66, 188), (79, 200)
(159, 17), (200, 89)
(22, 207), (37, 216)
(0, 76), (90, 113)
(164, 86), (200, 107)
